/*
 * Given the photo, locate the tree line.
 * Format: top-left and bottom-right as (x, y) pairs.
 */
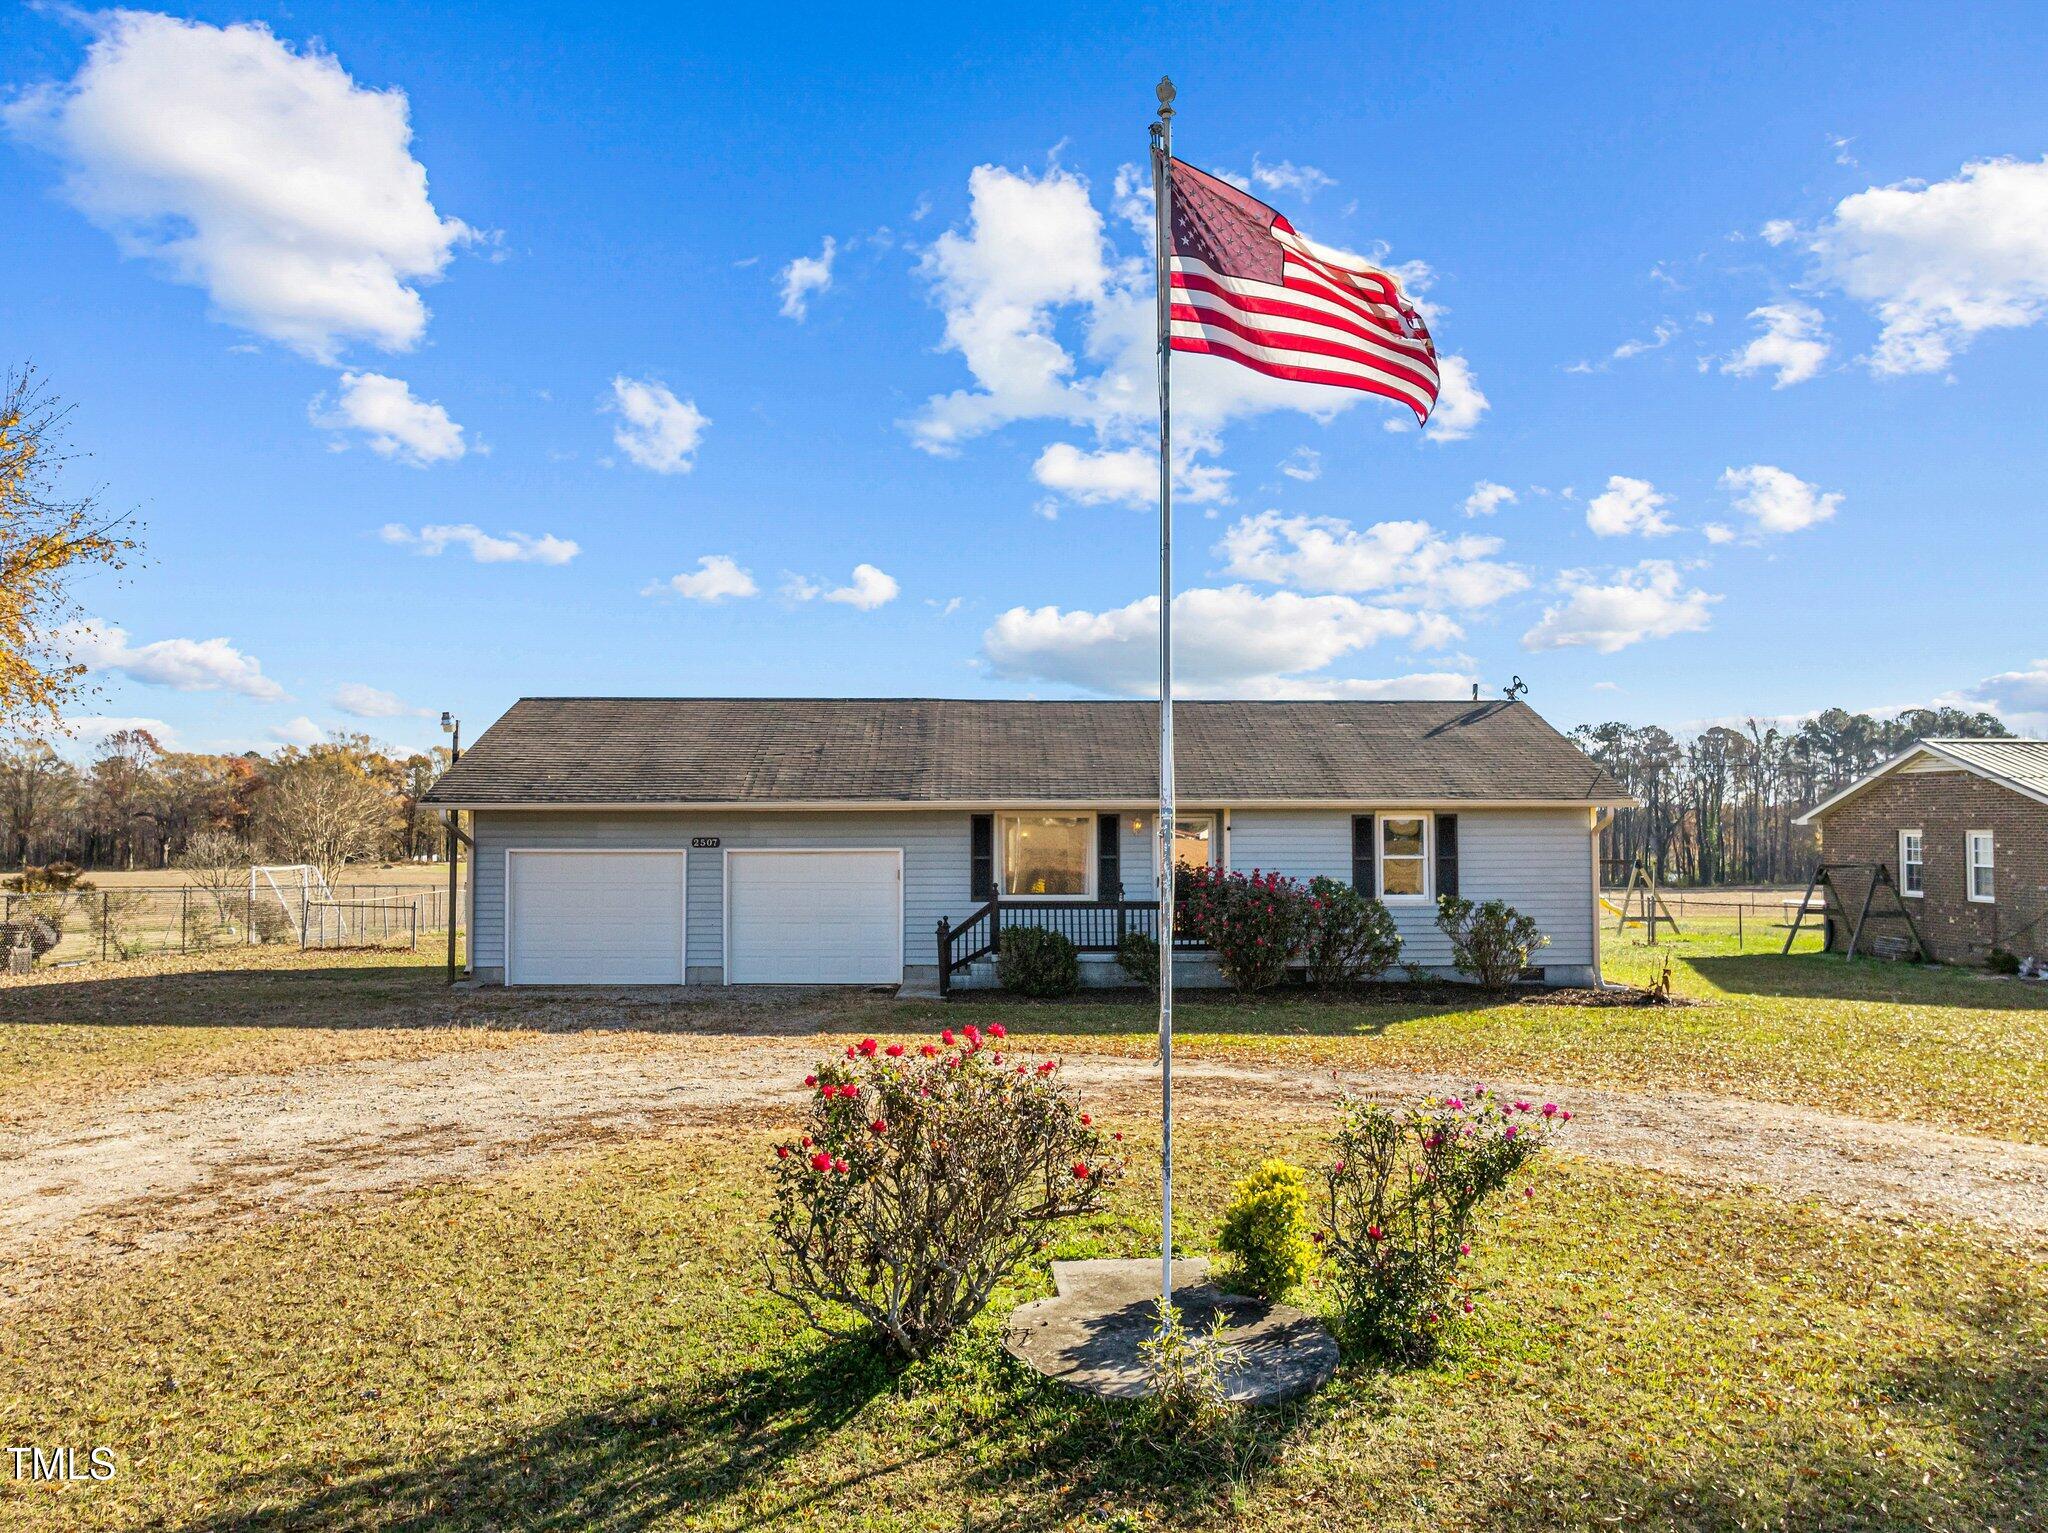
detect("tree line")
(2, 728), (448, 883)
(1570, 705), (2014, 888)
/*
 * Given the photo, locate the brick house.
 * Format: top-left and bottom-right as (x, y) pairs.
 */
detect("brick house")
(1796, 739), (2048, 964)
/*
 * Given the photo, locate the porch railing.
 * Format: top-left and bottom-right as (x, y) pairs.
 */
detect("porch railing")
(935, 890), (1201, 995)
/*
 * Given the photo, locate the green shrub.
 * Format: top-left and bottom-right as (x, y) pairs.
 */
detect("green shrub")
(1139, 1304), (1231, 1427)
(1987, 947), (2022, 975)
(1322, 1088), (1564, 1359)
(1216, 1158), (1317, 1298)
(1177, 865), (1310, 992)
(4, 861), (92, 893)
(1116, 930), (1160, 989)
(1302, 876), (1402, 991)
(998, 925), (1080, 997)
(767, 1027), (1120, 1360)
(1435, 894), (1547, 990)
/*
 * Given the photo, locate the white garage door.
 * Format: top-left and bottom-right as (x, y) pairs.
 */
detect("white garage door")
(508, 850), (686, 985)
(726, 850), (902, 985)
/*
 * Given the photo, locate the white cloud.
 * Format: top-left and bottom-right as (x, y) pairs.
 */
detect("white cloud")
(1279, 447), (1322, 482)
(1249, 157), (1335, 201)
(1585, 475), (1678, 538)
(3, 12), (472, 362)
(312, 371), (466, 464)
(379, 523), (578, 565)
(1702, 522), (1737, 545)
(1462, 480), (1517, 517)
(1522, 562), (1718, 653)
(1216, 511), (1527, 608)
(786, 563), (899, 610)
(1720, 302), (1831, 388)
(647, 554), (758, 603)
(984, 585), (1442, 696)
(330, 682), (428, 718)
(65, 622), (284, 700)
(1720, 464), (1841, 534)
(46, 715), (182, 753)
(1969, 659), (2048, 732)
(778, 236), (837, 320)
(269, 715), (326, 748)
(1790, 156), (2048, 375)
(1031, 442), (1230, 507)
(1422, 354), (1488, 442)
(608, 376), (708, 474)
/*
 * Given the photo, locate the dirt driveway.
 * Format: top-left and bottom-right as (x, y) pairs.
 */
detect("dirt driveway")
(5, 1028), (2046, 1301)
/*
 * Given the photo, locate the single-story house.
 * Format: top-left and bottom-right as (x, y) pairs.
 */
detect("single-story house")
(1795, 737), (2048, 964)
(420, 697), (1632, 990)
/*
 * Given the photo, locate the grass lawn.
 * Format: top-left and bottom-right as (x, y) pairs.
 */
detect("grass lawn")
(6, 927), (2048, 1141)
(3, 1122), (2043, 1532)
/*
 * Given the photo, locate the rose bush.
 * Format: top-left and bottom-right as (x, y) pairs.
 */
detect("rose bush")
(1176, 865), (1311, 992)
(1321, 1087), (1565, 1358)
(767, 1025), (1120, 1360)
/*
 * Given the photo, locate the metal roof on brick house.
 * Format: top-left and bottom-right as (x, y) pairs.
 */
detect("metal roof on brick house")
(421, 697), (1631, 809)
(1796, 737), (2048, 823)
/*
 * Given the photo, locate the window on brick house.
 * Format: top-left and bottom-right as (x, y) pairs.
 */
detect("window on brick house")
(1966, 830), (1995, 903)
(1898, 830), (1923, 896)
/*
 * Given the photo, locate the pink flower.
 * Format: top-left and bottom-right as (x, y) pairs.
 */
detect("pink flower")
(1523, 1186), (1535, 1199)
(1560, 1110), (1572, 1123)
(1459, 1241), (1471, 1256)
(1505, 1125), (1519, 1140)
(1462, 1299), (1475, 1314)
(1541, 1102), (1559, 1118)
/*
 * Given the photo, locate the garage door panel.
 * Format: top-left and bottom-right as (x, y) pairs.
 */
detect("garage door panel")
(727, 851), (900, 984)
(510, 851), (686, 985)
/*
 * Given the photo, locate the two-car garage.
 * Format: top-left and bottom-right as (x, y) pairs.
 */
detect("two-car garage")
(504, 847), (902, 986)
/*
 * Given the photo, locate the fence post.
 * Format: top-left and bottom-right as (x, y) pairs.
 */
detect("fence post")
(1736, 905), (1742, 950)
(101, 892), (109, 962)
(936, 917), (951, 998)
(181, 887), (189, 954)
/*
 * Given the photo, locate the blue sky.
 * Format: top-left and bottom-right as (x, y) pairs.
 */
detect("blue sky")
(5, 1), (2047, 758)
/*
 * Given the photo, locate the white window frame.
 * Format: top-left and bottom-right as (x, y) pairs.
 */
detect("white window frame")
(1378, 813), (1432, 905)
(1966, 830), (1995, 903)
(996, 811), (1097, 901)
(1172, 812), (1218, 875)
(1898, 829), (1924, 897)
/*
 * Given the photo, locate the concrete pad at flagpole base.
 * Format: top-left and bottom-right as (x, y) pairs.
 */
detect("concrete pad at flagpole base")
(1003, 1258), (1339, 1405)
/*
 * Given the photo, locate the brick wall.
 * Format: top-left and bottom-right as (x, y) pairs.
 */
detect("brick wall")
(1815, 770), (2048, 963)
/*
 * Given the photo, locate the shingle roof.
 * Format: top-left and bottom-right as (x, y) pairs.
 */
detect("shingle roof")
(1798, 737), (2048, 822)
(423, 698), (1630, 808)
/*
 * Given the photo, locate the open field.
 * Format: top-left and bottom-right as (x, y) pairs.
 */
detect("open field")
(2, 945), (2046, 1529)
(4, 862), (453, 890)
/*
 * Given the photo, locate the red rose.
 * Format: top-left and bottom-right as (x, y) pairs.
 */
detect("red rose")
(831, 1157), (848, 1174)
(869, 1119), (887, 1135)
(775, 1145), (790, 1158)
(859, 1038), (879, 1057)
(1071, 1163), (1090, 1180)
(941, 1029), (956, 1046)
(920, 1044), (938, 1058)
(885, 1044), (905, 1058)
(1079, 1113), (1091, 1126)
(962, 1024), (981, 1047)
(988, 1024), (1007, 1039)
(1367, 1224), (1384, 1242)
(810, 1151), (832, 1172)
(1037, 1060), (1056, 1075)
(804, 1074), (818, 1087)
(800, 1135), (812, 1148)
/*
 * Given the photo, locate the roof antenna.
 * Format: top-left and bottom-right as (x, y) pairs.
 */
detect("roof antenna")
(1470, 682), (1480, 702)
(1503, 675), (1529, 702)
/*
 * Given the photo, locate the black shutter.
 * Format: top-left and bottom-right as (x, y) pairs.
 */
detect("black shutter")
(970, 814), (994, 901)
(1351, 814), (1376, 894)
(1097, 813), (1122, 900)
(1434, 813), (1460, 899)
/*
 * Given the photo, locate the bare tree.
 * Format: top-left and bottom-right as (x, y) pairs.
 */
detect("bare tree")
(178, 828), (251, 921)
(253, 752), (395, 884)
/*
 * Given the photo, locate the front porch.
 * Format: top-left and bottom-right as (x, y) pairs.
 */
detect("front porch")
(934, 893), (1220, 995)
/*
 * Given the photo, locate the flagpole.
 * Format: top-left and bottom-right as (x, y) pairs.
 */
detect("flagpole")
(1150, 75), (1177, 1318)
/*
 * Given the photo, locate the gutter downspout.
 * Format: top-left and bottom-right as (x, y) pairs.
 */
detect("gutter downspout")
(1590, 806), (1615, 985)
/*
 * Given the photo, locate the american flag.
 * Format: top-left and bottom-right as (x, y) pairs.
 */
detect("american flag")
(1166, 158), (1440, 424)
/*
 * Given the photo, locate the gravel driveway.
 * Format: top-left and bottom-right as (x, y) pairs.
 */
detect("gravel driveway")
(5, 1031), (2045, 1300)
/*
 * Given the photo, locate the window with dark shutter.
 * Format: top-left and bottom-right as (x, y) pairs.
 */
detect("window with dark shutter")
(1097, 814), (1122, 900)
(1434, 813), (1459, 900)
(969, 814), (994, 901)
(1351, 814), (1376, 894)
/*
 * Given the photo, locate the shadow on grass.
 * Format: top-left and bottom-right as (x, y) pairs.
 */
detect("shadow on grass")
(175, 1337), (901, 1533)
(1689, 951), (2048, 1009)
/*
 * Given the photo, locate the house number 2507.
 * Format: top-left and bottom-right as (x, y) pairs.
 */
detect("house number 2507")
(691, 837), (720, 848)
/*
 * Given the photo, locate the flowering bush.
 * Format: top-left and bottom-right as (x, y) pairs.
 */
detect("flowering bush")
(998, 924), (1080, 996)
(766, 1026), (1120, 1360)
(1177, 865), (1310, 991)
(1321, 1087), (1565, 1358)
(1216, 1158), (1317, 1298)
(1302, 876), (1402, 991)
(1435, 895), (1548, 991)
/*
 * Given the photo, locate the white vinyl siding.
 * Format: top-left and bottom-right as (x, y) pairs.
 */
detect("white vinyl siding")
(1226, 807), (1595, 968)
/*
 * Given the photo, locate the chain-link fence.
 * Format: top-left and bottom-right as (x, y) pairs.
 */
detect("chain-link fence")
(1, 882), (459, 967)
(1601, 886), (1825, 950)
